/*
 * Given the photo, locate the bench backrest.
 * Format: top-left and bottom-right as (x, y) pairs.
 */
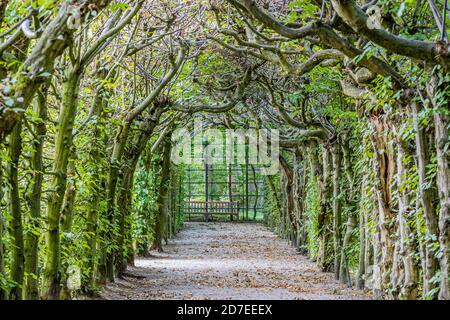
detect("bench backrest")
(184, 201), (239, 215)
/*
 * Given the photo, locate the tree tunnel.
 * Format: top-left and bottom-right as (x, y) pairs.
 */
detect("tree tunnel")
(0, 0), (449, 301)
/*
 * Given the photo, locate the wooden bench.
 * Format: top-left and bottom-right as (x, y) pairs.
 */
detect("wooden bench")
(184, 201), (239, 221)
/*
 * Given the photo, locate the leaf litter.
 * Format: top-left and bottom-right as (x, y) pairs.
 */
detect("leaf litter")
(98, 222), (371, 300)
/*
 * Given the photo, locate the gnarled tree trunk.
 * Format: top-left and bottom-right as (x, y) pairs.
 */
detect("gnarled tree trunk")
(116, 109), (162, 274)
(411, 102), (439, 298)
(280, 155), (298, 245)
(332, 143), (342, 279)
(370, 116), (396, 299)
(395, 137), (419, 299)
(153, 135), (173, 252)
(427, 74), (450, 300)
(340, 141), (356, 285)
(318, 145), (334, 272)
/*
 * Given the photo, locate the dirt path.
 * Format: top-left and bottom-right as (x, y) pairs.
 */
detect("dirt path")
(99, 222), (370, 300)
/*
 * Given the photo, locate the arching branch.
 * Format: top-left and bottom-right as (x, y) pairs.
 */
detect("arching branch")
(170, 67), (252, 114)
(330, 0), (450, 68)
(226, 0), (406, 85)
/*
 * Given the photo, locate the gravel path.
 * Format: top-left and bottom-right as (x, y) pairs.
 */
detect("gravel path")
(99, 222), (370, 300)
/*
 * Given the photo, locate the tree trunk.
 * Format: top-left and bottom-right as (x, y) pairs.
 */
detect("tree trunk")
(293, 147), (307, 253)
(137, 150), (153, 256)
(357, 176), (368, 289)
(116, 171), (133, 275)
(60, 161), (77, 233)
(332, 143), (342, 279)
(0, 155), (4, 300)
(427, 72), (450, 300)
(395, 138), (419, 299)
(266, 175), (282, 230)
(306, 141), (321, 260)
(103, 121), (131, 282)
(84, 79), (108, 292)
(7, 121), (24, 300)
(153, 136), (172, 252)
(340, 141), (356, 285)
(115, 109), (162, 274)
(411, 102), (439, 298)
(59, 160), (78, 300)
(435, 109), (450, 300)
(370, 116), (396, 298)
(280, 155), (297, 244)
(42, 69), (81, 299)
(23, 84), (48, 299)
(432, 100), (450, 301)
(318, 145), (333, 272)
